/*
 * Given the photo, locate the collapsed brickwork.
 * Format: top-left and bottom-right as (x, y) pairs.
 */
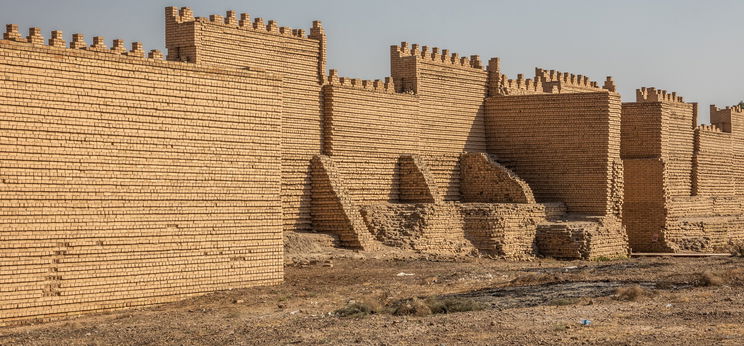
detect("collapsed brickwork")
(0, 5), (739, 323)
(622, 89), (744, 252)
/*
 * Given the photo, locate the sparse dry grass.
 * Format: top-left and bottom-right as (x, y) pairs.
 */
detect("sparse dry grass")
(614, 285), (647, 301)
(727, 241), (744, 257)
(392, 298), (432, 316)
(509, 273), (564, 286)
(335, 299), (383, 318)
(700, 271), (725, 286)
(424, 297), (486, 314)
(339, 296), (486, 317)
(549, 297), (581, 306)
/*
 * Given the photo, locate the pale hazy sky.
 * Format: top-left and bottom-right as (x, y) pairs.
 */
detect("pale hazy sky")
(1, 0), (742, 123)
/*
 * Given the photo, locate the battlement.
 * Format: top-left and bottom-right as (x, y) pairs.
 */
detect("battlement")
(534, 68), (610, 93)
(710, 104), (744, 115)
(165, 7), (319, 40)
(3, 24), (160, 59)
(709, 104), (744, 134)
(695, 124), (722, 133)
(326, 70), (398, 94)
(391, 42), (483, 70)
(498, 72), (545, 95)
(635, 87), (685, 103)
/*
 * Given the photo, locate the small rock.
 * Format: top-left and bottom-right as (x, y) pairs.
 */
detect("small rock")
(233, 299), (245, 304)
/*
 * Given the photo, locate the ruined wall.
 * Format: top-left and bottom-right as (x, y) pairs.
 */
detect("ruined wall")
(537, 217), (629, 260)
(0, 28), (283, 324)
(485, 91), (623, 216)
(166, 7), (324, 232)
(399, 155), (442, 203)
(310, 155), (375, 249)
(460, 152), (535, 204)
(390, 43), (489, 200)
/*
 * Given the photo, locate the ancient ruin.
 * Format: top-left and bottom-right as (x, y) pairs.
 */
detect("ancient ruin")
(0, 6), (739, 324)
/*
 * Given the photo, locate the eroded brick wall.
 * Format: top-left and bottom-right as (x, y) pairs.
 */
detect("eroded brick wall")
(0, 32), (282, 324)
(166, 7), (324, 232)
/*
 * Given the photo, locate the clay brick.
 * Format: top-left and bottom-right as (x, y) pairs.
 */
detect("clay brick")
(0, 32), (282, 324)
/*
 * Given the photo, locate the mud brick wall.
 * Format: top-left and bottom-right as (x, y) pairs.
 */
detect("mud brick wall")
(399, 155), (442, 203)
(460, 152), (535, 204)
(692, 126), (733, 196)
(0, 34), (283, 324)
(166, 7), (324, 232)
(658, 102), (696, 198)
(321, 79), (419, 204)
(361, 203), (475, 255)
(390, 43), (489, 201)
(461, 203), (547, 259)
(710, 106), (744, 196)
(622, 90), (744, 251)
(310, 155), (375, 249)
(622, 159), (667, 251)
(485, 91), (623, 216)
(536, 217), (629, 260)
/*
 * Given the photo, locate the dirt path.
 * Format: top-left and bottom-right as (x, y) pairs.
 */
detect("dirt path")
(1, 256), (743, 345)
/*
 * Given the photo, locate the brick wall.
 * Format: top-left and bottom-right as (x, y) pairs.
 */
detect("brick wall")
(622, 89), (744, 251)
(0, 32), (282, 324)
(166, 7), (324, 232)
(693, 126), (733, 196)
(321, 77), (419, 204)
(710, 105), (744, 196)
(390, 43), (489, 201)
(485, 91), (623, 216)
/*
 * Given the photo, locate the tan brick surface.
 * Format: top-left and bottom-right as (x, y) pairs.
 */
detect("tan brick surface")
(166, 7), (324, 232)
(0, 29), (282, 324)
(622, 90), (744, 252)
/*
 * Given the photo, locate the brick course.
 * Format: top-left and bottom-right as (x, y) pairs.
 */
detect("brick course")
(6, 4), (742, 323)
(0, 30), (283, 324)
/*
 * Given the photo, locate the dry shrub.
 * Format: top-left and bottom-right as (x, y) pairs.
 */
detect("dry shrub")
(728, 241), (744, 257)
(391, 297), (485, 316)
(509, 273), (564, 286)
(424, 297), (485, 314)
(721, 268), (744, 286)
(687, 269), (744, 287)
(614, 285), (646, 301)
(549, 298), (580, 306)
(392, 298), (432, 317)
(335, 299), (383, 318)
(700, 271), (724, 287)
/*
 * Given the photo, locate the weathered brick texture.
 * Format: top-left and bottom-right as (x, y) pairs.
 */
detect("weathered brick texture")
(485, 91), (624, 216)
(166, 7), (324, 232)
(390, 43), (489, 200)
(622, 89), (744, 252)
(0, 29), (283, 324)
(16, 4), (744, 323)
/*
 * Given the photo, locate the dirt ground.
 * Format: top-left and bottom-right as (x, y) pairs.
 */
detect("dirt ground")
(2, 247), (743, 345)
